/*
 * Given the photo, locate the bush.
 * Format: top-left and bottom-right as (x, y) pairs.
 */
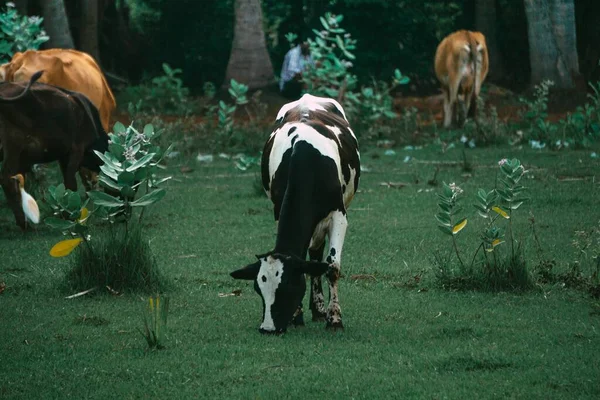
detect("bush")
(0, 2), (48, 63)
(66, 226), (164, 293)
(433, 159), (534, 291)
(46, 122), (171, 293)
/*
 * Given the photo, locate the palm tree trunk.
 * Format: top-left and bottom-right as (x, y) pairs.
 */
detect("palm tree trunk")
(41, 0), (75, 49)
(524, 0), (580, 88)
(80, 0), (100, 61)
(223, 0), (274, 89)
(475, 0), (504, 81)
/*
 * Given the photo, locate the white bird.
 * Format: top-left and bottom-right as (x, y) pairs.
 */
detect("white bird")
(11, 174), (40, 224)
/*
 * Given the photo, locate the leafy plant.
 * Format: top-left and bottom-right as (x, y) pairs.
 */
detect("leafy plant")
(434, 158), (533, 291)
(89, 121), (171, 226)
(121, 64), (192, 115)
(0, 3), (48, 63)
(140, 294), (170, 350)
(519, 80), (554, 143)
(300, 12), (410, 127)
(45, 122), (171, 292)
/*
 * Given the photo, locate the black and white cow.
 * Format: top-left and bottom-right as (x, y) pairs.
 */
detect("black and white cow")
(230, 94), (360, 334)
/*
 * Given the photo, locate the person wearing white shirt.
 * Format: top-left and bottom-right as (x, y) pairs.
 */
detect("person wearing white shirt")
(279, 41), (314, 99)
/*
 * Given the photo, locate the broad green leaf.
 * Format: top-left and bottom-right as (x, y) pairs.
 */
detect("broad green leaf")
(143, 124), (154, 137)
(435, 212), (451, 226)
(130, 189), (166, 207)
(50, 238), (83, 257)
(45, 217), (76, 231)
(438, 225), (453, 236)
(67, 192), (81, 211)
(112, 121), (126, 135)
(99, 175), (120, 191)
(126, 153), (156, 172)
(492, 206), (510, 219)
(88, 191), (124, 208)
(118, 170), (135, 185)
(100, 164), (118, 181)
(452, 218), (467, 234)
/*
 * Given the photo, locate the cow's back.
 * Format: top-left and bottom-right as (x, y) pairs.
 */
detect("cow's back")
(262, 94), (360, 220)
(1, 49), (115, 131)
(434, 30), (489, 90)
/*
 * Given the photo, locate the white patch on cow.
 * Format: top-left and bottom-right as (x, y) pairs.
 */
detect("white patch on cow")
(268, 123), (343, 189)
(477, 43), (483, 52)
(257, 256), (284, 331)
(328, 210), (348, 264)
(275, 94), (348, 122)
(462, 43), (470, 52)
(343, 165), (358, 206)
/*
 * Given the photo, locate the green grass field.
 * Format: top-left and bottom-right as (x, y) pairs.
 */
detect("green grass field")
(1, 144), (599, 399)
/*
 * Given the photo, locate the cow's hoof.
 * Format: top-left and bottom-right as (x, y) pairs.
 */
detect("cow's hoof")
(325, 321), (344, 331)
(292, 314), (305, 327)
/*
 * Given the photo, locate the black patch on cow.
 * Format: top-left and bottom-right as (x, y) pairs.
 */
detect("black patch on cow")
(287, 126), (297, 136)
(330, 248), (336, 257)
(261, 135), (276, 194)
(290, 134), (298, 146)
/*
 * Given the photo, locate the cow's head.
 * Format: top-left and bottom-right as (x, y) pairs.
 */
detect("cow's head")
(231, 253), (329, 334)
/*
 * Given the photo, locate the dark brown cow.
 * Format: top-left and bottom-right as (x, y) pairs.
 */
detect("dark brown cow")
(0, 71), (108, 229)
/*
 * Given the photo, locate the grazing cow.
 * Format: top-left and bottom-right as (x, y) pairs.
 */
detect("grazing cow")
(0, 49), (116, 131)
(0, 49), (116, 189)
(434, 30), (489, 128)
(230, 94), (360, 334)
(0, 71), (109, 229)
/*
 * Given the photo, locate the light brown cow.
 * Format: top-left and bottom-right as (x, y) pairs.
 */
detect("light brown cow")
(434, 30), (489, 128)
(0, 49), (116, 131)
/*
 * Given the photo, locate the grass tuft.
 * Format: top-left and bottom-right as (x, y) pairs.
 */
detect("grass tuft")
(433, 250), (534, 292)
(64, 226), (165, 293)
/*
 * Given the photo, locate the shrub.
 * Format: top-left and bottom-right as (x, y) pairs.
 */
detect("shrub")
(298, 12), (410, 135)
(46, 122), (171, 293)
(0, 2), (48, 63)
(121, 63), (194, 115)
(433, 158), (534, 291)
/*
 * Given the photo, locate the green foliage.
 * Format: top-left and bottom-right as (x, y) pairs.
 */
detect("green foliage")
(434, 159), (534, 291)
(66, 225), (164, 293)
(218, 79), (248, 133)
(300, 12), (410, 133)
(45, 122), (170, 292)
(122, 63), (193, 115)
(91, 122), (171, 224)
(117, 0), (161, 33)
(140, 295), (170, 350)
(0, 2), (48, 62)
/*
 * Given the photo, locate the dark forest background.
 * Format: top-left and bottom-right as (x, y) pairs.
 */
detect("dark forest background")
(12, 0), (600, 93)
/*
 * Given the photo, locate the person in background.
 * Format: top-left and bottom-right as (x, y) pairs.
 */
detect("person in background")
(279, 40), (314, 99)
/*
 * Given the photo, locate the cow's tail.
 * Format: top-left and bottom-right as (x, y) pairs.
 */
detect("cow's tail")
(0, 70), (43, 102)
(469, 32), (478, 112)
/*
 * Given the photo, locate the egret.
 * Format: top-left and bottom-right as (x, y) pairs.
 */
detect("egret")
(11, 174), (40, 224)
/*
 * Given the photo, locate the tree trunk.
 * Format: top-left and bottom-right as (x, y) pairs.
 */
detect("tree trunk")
(223, 0), (274, 89)
(524, 0), (580, 88)
(40, 0), (75, 49)
(80, 0), (100, 61)
(475, 0), (504, 81)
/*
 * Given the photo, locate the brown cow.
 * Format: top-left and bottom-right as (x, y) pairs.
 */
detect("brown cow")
(0, 49), (116, 131)
(434, 30), (489, 128)
(0, 71), (109, 229)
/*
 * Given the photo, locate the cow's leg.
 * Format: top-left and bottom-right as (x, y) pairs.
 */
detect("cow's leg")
(309, 242), (327, 321)
(442, 88), (453, 128)
(59, 152), (82, 191)
(325, 210), (348, 330)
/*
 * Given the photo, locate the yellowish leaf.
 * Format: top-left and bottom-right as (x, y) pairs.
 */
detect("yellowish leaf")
(78, 207), (89, 223)
(452, 219), (467, 234)
(492, 206), (509, 219)
(50, 238), (83, 257)
(492, 239), (504, 247)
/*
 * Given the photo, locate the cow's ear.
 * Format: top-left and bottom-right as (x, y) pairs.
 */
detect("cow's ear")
(294, 260), (329, 277)
(230, 261), (261, 280)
